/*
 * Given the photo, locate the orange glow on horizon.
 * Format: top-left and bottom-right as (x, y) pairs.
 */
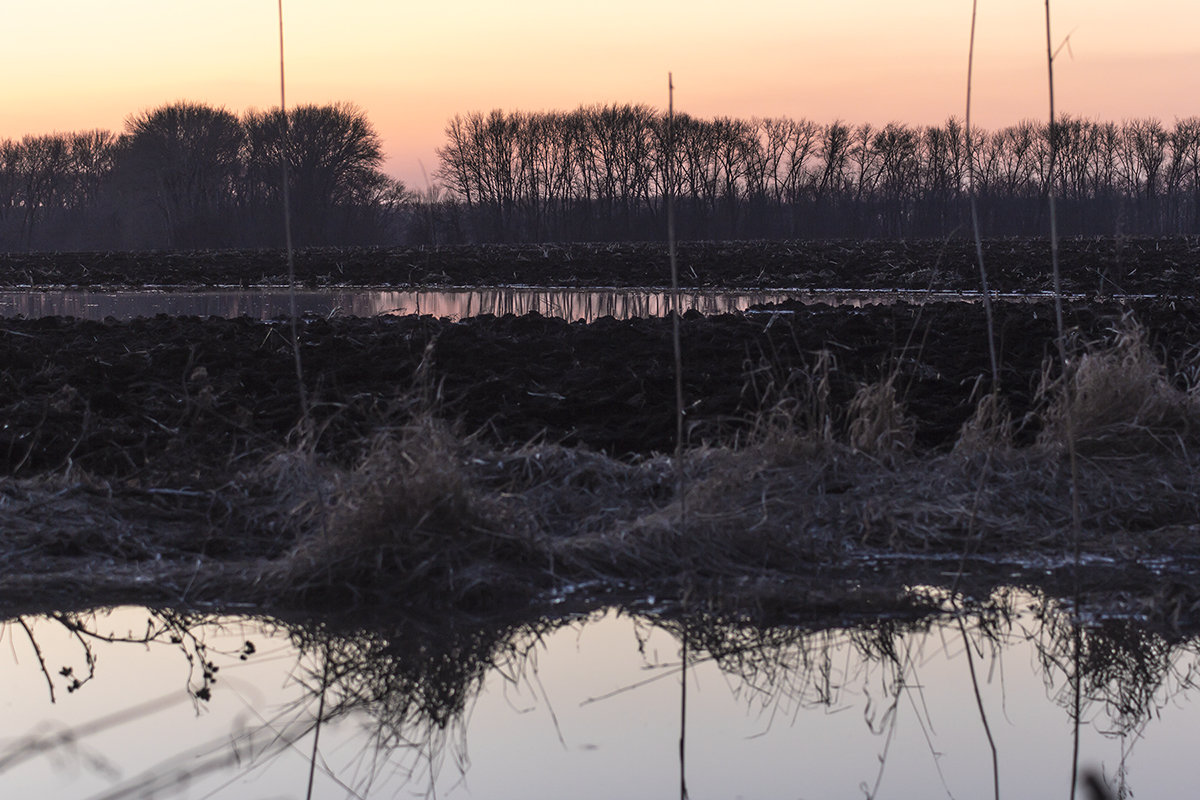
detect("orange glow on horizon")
(3, 1), (1197, 188)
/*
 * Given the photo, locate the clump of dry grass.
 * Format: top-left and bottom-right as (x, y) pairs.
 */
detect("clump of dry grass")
(260, 416), (539, 606)
(482, 443), (674, 538)
(1039, 321), (1200, 456)
(955, 385), (1014, 455)
(557, 365), (921, 577)
(744, 349), (837, 453)
(847, 374), (914, 458)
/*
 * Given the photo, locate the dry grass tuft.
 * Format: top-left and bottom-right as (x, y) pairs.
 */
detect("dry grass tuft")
(847, 374), (914, 458)
(482, 443), (674, 538)
(955, 387), (1014, 455)
(1039, 321), (1200, 456)
(261, 416), (539, 606)
(745, 349), (837, 459)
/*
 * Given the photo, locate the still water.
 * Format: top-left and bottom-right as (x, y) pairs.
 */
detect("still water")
(0, 592), (1193, 798)
(0, 287), (1039, 323)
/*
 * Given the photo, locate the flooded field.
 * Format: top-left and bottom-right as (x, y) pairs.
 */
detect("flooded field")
(0, 238), (1197, 296)
(0, 287), (799, 322)
(0, 286), (1116, 323)
(1, 592), (1190, 799)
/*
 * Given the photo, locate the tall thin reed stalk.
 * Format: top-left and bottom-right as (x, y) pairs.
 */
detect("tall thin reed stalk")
(305, 645), (330, 800)
(959, 615), (999, 800)
(1044, 2), (1084, 796)
(666, 71), (690, 800)
(1044, 1), (1080, 543)
(955, 5), (1007, 684)
(278, 0), (308, 424)
(966, 0), (999, 392)
(667, 74), (684, 472)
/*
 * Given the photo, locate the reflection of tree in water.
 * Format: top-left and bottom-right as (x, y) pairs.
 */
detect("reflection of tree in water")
(2, 596), (1199, 796)
(2, 609), (235, 705)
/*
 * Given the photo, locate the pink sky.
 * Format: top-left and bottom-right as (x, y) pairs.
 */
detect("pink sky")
(3, 1), (1197, 187)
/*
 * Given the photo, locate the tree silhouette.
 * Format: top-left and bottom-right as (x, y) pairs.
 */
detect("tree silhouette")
(121, 101), (244, 248)
(243, 102), (396, 245)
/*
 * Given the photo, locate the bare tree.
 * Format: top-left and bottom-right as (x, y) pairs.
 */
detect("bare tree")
(121, 101), (244, 247)
(1166, 118), (1200, 230)
(14, 134), (73, 249)
(243, 102), (394, 245)
(0, 139), (22, 248)
(872, 123), (920, 236)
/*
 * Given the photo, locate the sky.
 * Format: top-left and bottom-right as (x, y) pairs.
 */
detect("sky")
(3, 1), (1198, 187)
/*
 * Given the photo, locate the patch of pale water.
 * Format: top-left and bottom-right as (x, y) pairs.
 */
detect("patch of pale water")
(0, 287), (792, 322)
(0, 591), (1194, 798)
(0, 287), (1137, 322)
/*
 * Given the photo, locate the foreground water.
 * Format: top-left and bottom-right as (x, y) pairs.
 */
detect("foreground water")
(0, 592), (1194, 798)
(0, 287), (1093, 322)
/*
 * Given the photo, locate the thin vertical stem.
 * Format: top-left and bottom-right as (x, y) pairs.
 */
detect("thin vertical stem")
(305, 645), (331, 800)
(667, 71), (689, 800)
(1046, 1), (1065, 360)
(666, 73), (686, 541)
(958, 615), (999, 800)
(966, 0), (999, 392)
(1044, 0), (1082, 576)
(278, 0), (308, 423)
(950, 0), (1004, 602)
(668, 74), (684, 468)
(1045, 3), (1084, 796)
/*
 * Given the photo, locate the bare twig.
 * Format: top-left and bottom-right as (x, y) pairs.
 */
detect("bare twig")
(16, 618), (55, 703)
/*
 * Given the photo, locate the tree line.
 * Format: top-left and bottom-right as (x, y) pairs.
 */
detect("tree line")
(4, 101), (1200, 252)
(0, 101), (405, 251)
(435, 107), (1200, 241)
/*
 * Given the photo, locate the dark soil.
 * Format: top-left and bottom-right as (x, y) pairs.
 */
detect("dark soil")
(2, 237), (1200, 293)
(2, 296), (1198, 481)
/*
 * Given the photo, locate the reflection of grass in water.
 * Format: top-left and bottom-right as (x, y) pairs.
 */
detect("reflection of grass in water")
(1028, 592), (1200, 734)
(287, 611), (571, 791)
(292, 590), (1200, 796)
(0, 593), (1197, 797)
(0, 609), (279, 796)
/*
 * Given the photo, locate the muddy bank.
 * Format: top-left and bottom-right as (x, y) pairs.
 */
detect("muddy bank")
(2, 237), (1200, 293)
(3, 428), (1200, 639)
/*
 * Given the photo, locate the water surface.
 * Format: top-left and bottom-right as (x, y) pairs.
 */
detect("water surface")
(0, 593), (1193, 798)
(0, 287), (1088, 322)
